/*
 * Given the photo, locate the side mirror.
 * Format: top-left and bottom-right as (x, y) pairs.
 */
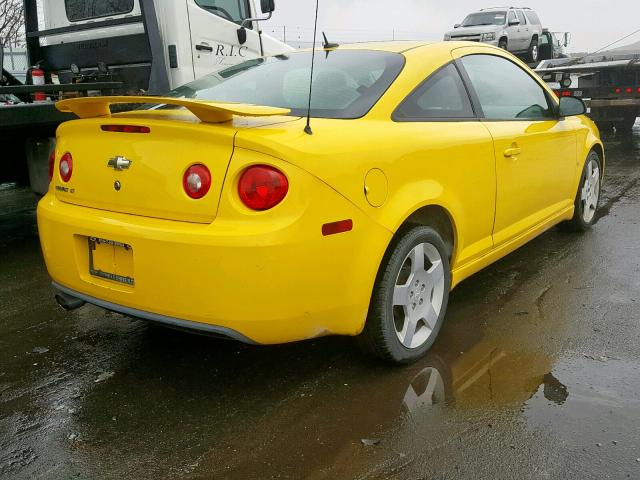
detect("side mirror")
(260, 0), (275, 14)
(237, 27), (247, 45)
(508, 19), (521, 26)
(558, 97), (586, 117)
(563, 32), (571, 47)
(454, 23), (461, 29)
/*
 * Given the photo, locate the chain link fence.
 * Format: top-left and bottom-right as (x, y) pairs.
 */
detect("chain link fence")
(2, 44), (28, 72)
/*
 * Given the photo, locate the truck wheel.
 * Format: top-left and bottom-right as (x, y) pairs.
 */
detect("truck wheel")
(358, 226), (451, 364)
(563, 150), (602, 232)
(498, 38), (508, 50)
(595, 121), (613, 134)
(527, 37), (539, 63)
(614, 115), (637, 134)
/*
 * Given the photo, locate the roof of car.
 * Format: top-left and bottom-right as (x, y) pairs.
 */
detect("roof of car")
(300, 41), (502, 55)
(319, 41), (432, 53)
(479, 6), (533, 11)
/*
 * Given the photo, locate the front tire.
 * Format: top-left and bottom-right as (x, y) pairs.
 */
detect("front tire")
(527, 37), (539, 63)
(563, 151), (602, 232)
(498, 38), (508, 50)
(358, 226), (451, 364)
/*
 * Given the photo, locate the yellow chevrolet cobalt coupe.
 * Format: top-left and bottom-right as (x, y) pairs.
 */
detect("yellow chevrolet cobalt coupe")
(38, 42), (603, 364)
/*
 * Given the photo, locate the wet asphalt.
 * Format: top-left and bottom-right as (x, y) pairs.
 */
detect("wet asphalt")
(1, 125), (640, 480)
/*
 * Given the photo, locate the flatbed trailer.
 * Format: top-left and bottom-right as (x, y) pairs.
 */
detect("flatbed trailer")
(536, 57), (640, 133)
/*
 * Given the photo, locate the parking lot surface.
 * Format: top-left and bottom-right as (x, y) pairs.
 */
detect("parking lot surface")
(1, 124), (640, 479)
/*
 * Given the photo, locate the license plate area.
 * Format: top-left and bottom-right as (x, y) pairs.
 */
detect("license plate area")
(88, 237), (135, 286)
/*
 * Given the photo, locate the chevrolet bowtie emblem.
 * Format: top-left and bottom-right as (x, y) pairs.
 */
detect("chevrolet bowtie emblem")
(108, 156), (132, 171)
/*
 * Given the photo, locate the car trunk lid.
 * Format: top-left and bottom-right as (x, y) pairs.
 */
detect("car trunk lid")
(52, 97), (291, 224)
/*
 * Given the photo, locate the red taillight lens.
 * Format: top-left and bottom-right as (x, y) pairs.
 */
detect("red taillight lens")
(615, 87), (622, 94)
(238, 165), (288, 211)
(48, 150), (55, 182)
(626, 87), (633, 94)
(101, 125), (151, 133)
(59, 152), (73, 182)
(183, 164), (211, 199)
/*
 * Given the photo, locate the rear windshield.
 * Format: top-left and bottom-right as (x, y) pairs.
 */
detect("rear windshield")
(65, 0), (135, 22)
(461, 12), (507, 27)
(166, 50), (405, 119)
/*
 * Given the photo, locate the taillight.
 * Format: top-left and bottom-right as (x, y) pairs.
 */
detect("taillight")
(626, 87), (633, 94)
(238, 165), (288, 211)
(59, 152), (73, 182)
(101, 125), (151, 133)
(48, 150), (55, 182)
(183, 164), (211, 199)
(615, 87), (622, 94)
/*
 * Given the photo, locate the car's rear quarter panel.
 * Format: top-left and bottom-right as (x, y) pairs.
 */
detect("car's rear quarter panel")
(38, 148), (392, 343)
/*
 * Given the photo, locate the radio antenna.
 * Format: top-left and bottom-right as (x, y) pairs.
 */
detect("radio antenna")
(304, 0), (320, 135)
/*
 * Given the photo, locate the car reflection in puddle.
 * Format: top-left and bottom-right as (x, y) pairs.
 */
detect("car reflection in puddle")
(402, 350), (569, 416)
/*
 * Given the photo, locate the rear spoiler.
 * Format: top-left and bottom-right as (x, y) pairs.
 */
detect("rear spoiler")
(56, 96), (291, 123)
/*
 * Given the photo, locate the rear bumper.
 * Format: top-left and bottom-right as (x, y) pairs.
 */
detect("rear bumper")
(53, 282), (256, 343)
(37, 172), (392, 344)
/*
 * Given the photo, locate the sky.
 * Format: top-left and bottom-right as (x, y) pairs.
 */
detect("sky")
(263, 0), (640, 53)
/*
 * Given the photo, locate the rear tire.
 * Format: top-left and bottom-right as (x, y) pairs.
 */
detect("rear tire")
(498, 38), (508, 50)
(563, 151), (602, 232)
(527, 36), (539, 63)
(358, 226), (451, 364)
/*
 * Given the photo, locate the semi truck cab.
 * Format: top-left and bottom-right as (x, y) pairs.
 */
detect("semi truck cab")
(37, 0), (292, 92)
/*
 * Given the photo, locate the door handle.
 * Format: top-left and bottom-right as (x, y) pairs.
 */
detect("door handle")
(196, 43), (213, 52)
(504, 147), (522, 158)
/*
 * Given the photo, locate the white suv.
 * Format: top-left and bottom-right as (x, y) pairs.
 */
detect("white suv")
(444, 7), (543, 63)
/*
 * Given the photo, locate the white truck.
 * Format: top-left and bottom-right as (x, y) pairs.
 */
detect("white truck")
(1, 0), (292, 195)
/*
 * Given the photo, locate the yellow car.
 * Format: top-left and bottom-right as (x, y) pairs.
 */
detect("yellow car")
(38, 41), (603, 364)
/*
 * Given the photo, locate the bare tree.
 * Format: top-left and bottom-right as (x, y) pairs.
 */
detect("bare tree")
(0, 0), (25, 47)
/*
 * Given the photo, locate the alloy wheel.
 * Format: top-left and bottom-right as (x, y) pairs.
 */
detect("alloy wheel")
(393, 242), (445, 349)
(581, 159), (600, 223)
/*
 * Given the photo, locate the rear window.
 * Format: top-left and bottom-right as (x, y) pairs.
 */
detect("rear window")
(166, 50), (405, 119)
(65, 0), (135, 22)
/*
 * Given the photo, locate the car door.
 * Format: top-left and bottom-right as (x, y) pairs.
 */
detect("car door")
(516, 10), (530, 50)
(186, 0), (262, 78)
(456, 52), (577, 246)
(504, 11), (521, 50)
(393, 63), (496, 266)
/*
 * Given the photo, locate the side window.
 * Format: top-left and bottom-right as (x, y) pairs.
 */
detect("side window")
(65, 0), (134, 21)
(195, 0), (251, 25)
(525, 11), (541, 25)
(460, 55), (554, 120)
(516, 10), (527, 25)
(507, 11), (517, 24)
(394, 64), (474, 121)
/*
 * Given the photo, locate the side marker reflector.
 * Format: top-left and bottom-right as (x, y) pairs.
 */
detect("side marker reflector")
(322, 219), (353, 236)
